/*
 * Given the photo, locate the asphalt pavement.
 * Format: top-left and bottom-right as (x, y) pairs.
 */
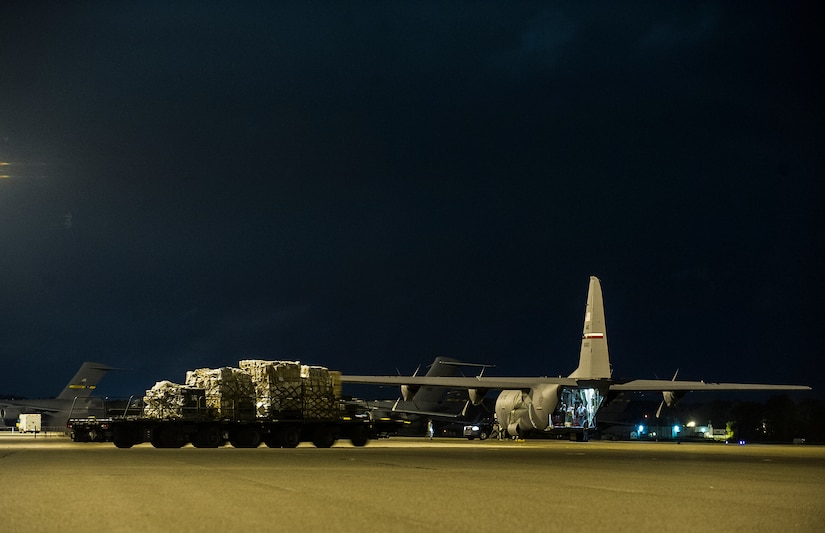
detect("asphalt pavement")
(2, 435), (823, 532)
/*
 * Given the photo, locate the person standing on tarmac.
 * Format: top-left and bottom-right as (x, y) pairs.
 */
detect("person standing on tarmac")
(427, 419), (434, 440)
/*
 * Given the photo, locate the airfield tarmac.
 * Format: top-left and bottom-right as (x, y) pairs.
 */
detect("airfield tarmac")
(1, 434), (823, 533)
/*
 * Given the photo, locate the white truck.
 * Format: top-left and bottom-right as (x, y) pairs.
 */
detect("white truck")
(18, 413), (41, 433)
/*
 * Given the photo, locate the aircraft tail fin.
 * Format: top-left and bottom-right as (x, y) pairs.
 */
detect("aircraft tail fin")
(55, 362), (112, 400)
(569, 276), (612, 379)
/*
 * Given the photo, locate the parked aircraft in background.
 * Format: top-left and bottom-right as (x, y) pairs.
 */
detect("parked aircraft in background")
(343, 276), (811, 440)
(364, 356), (495, 436)
(0, 362), (112, 429)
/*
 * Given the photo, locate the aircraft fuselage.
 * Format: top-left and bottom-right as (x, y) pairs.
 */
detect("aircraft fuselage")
(495, 385), (606, 437)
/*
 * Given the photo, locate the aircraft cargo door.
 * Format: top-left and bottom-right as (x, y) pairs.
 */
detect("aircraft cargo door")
(553, 388), (604, 430)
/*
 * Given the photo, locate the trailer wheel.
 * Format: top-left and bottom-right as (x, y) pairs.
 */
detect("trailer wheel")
(264, 427), (295, 448)
(350, 432), (369, 447)
(230, 427), (261, 448)
(113, 438), (134, 449)
(281, 426), (301, 448)
(192, 425), (222, 448)
(152, 426), (187, 448)
(71, 430), (90, 442)
(113, 430), (135, 448)
(312, 427), (335, 448)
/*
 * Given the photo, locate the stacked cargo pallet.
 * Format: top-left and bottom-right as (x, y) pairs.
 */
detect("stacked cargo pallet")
(141, 360), (340, 421)
(185, 367), (256, 420)
(143, 380), (206, 419)
(301, 364), (339, 420)
(239, 359), (304, 417)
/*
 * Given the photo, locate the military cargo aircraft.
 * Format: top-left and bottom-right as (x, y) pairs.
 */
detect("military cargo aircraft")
(1, 362), (111, 429)
(365, 356), (496, 436)
(342, 277), (811, 439)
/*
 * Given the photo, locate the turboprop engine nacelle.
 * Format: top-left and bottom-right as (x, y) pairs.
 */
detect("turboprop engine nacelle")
(468, 388), (488, 406)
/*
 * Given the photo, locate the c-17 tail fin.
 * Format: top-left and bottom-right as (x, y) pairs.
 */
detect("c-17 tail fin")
(55, 362), (112, 400)
(569, 276), (612, 379)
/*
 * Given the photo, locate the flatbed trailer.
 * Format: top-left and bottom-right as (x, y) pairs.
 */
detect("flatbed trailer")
(68, 397), (400, 448)
(68, 360), (405, 448)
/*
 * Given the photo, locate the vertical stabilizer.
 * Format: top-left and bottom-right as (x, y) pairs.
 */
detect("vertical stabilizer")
(411, 356), (461, 409)
(56, 362), (112, 400)
(569, 276), (611, 379)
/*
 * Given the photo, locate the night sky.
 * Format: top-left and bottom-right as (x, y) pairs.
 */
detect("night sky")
(1, 2), (823, 400)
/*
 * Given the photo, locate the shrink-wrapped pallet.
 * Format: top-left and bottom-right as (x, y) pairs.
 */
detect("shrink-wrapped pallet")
(239, 359), (303, 417)
(301, 365), (335, 397)
(300, 365), (338, 419)
(143, 380), (205, 419)
(303, 395), (340, 420)
(185, 367), (256, 420)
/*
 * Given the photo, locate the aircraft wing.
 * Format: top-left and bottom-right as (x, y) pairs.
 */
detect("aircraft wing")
(341, 375), (580, 389)
(608, 379), (812, 392)
(342, 375), (811, 392)
(0, 401), (65, 414)
(387, 407), (463, 419)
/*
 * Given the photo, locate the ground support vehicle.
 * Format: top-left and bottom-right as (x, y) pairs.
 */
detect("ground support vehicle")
(68, 360), (403, 448)
(17, 413), (42, 433)
(462, 419), (494, 440)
